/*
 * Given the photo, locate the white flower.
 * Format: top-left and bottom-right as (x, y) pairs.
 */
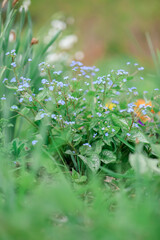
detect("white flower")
(59, 35), (78, 50)
(19, 0), (31, 12)
(51, 20), (66, 31)
(75, 51), (84, 61)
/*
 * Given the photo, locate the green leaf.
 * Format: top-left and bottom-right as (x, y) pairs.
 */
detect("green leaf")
(65, 150), (75, 155)
(73, 134), (82, 146)
(127, 76), (134, 81)
(5, 84), (17, 90)
(20, 107), (30, 115)
(41, 30), (61, 56)
(130, 131), (149, 144)
(129, 153), (160, 174)
(36, 90), (48, 101)
(151, 144), (160, 158)
(35, 112), (44, 121)
(92, 140), (104, 154)
(78, 154), (100, 173)
(116, 134), (135, 152)
(72, 169), (87, 183)
(111, 114), (129, 130)
(101, 150), (116, 164)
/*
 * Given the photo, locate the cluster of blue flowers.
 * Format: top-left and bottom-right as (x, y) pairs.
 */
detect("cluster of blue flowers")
(2, 52), (159, 148)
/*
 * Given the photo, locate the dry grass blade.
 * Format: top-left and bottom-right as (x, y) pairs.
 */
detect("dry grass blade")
(12, 0), (19, 7)
(2, 0), (8, 8)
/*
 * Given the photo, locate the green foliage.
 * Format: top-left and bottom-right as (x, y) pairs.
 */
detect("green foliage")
(0, 1), (160, 176)
(0, 2), (160, 240)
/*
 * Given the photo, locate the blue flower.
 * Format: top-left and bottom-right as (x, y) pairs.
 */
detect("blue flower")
(49, 86), (54, 91)
(138, 67), (144, 71)
(10, 77), (16, 83)
(29, 96), (33, 102)
(11, 105), (18, 110)
(97, 112), (102, 117)
(41, 79), (48, 84)
(83, 143), (91, 147)
(1, 95), (6, 100)
(112, 100), (119, 104)
(32, 140), (38, 146)
(19, 98), (24, 103)
(58, 100), (65, 105)
(11, 62), (16, 68)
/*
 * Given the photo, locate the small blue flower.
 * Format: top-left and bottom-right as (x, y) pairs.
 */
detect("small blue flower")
(83, 143), (91, 148)
(28, 58), (32, 62)
(39, 87), (44, 91)
(41, 79), (48, 84)
(1, 95), (6, 100)
(105, 111), (110, 114)
(105, 132), (109, 137)
(11, 62), (16, 68)
(126, 133), (131, 137)
(58, 100), (65, 105)
(112, 100), (119, 104)
(138, 67), (144, 71)
(3, 78), (8, 83)
(11, 49), (16, 54)
(11, 105), (18, 110)
(49, 86), (54, 91)
(29, 97), (33, 102)
(93, 133), (97, 138)
(19, 98), (23, 103)
(32, 140), (38, 146)
(97, 112), (102, 117)
(10, 77), (16, 83)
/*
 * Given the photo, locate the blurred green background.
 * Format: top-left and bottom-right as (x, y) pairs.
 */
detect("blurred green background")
(30, 0), (160, 67)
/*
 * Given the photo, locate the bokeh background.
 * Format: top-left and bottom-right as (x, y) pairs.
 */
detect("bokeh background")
(30, 0), (160, 67)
